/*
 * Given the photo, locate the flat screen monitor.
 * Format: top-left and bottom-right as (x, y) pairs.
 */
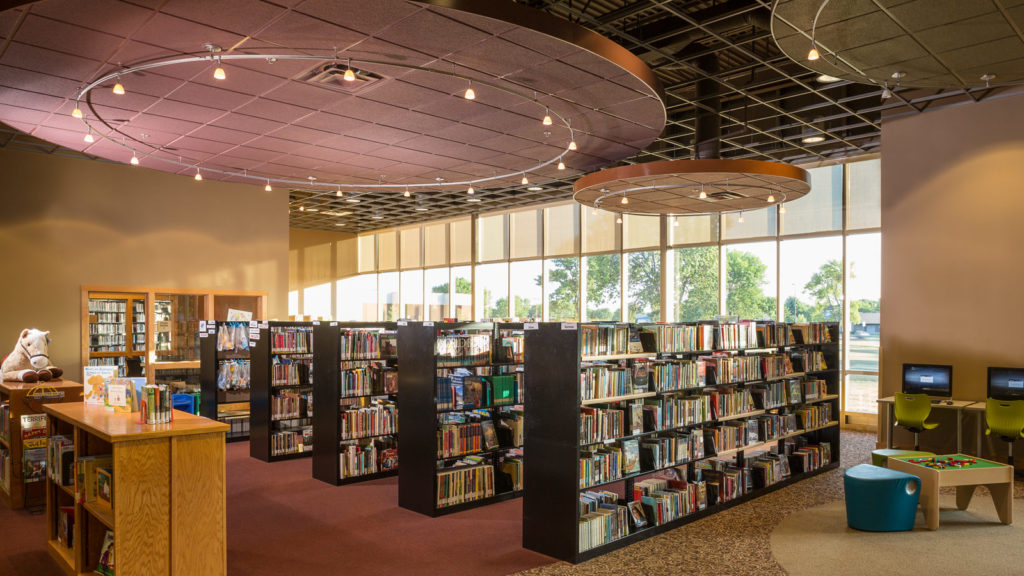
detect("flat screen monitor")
(902, 363), (952, 397)
(988, 367), (1024, 401)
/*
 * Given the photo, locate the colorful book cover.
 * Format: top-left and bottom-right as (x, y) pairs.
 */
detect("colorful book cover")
(622, 439), (640, 474)
(481, 420), (498, 450)
(83, 366), (118, 406)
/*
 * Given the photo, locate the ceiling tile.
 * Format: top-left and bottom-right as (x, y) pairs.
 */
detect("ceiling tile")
(161, 0), (288, 37)
(28, 0), (156, 38)
(133, 12), (245, 54)
(295, 0), (421, 36)
(15, 14), (124, 62)
(375, 9), (492, 59)
(252, 11), (364, 51)
(234, 98), (314, 123)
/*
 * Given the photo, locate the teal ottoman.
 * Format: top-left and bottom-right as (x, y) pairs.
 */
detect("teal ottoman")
(871, 449), (934, 467)
(844, 464), (920, 531)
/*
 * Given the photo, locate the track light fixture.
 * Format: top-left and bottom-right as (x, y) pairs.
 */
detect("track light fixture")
(464, 80), (475, 100)
(83, 128), (94, 143)
(779, 203), (787, 214)
(521, 174), (529, 185)
(265, 180), (272, 192)
(336, 187), (343, 197)
(738, 210), (744, 223)
(71, 105), (83, 119)
(673, 217), (679, 227)
(130, 151), (139, 165)
(194, 168), (202, 181)
(557, 158), (565, 170)
(467, 184), (475, 195)
(807, 0), (830, 61)
(699, 185), (707, 200)
(112, 76), (125, 95)
(213, 56), (226, 80)
(616, 215), (622, 224)
(542, 107), (552, 126)
(620, 194), (628, 205)
(404, 187), (411, 198)
(344, 58), (356, 82)
(767, 192), (775, 203)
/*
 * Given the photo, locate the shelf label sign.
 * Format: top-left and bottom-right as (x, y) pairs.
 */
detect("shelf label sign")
(199, 321), (207, 332)
(524, 322), (539, 330)
(330, 322), (338, 327)
(250, 321), (259, 328)
(199, 331), (208, 338)
(424, 321), (434, 327)
(398, 321), (408, 326)
(312, 321), (321, 326)
(260, 322), (269, 329)
(249, 329), (260, 341)
(561, 322), (578, 330)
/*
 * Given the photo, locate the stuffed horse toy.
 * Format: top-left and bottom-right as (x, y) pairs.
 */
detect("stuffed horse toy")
(2, 329), (63, 383)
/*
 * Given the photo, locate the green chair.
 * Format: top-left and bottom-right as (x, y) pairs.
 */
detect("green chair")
(985, 398), (1024, 466)
(894, 393), (939, 451)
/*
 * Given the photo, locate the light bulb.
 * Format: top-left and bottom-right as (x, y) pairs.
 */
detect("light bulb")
(807, 46), (820, 61)
(767, 193), (775, 203)
(467, 185), (475, 195)
(616, 216), (622, 224)
(673, 217), (679, 227)
(336, 189), (343, 197)
(738, 211), (744, 223)
(542, 108), (552, 126)
(194, 169), (202, 181)
(344, 68), (355, 82)
(130, 152), (139, 166)
(464, 82), (475, 100)
(779, 204), (787, 214)
(83, 131), (94, 143)
(213, 66), (226, 80)
(403, 188), (411, 198)
(699, 190), (707, 199)
(557, 160), (565, 170)
(112, 81), (125, 95)
(521, 175), (529, 185)
(592, 207), (598, 215)
(568, 139), (577, 151)
(265, 181), (272, 192)
(299, 206), (305, 212)
(71, 107), (83, 119)
(620, 195), (628, 205)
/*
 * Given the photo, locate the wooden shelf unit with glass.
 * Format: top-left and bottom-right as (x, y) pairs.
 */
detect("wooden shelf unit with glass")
(43, 402), (228, 576)
(82, 286), (267, 388)
(397, 322), (526, 517)
(522, 320), (840, 563)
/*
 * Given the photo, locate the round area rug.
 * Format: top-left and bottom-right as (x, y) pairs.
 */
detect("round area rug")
(771, 494), (1024, 576)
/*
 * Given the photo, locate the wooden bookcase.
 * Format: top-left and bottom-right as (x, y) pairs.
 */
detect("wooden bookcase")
(0, 380), (83, 510)
(312, 322), (399, 485)
(397, 321), (525, 517)
(522, 321), (841, 563)
(43, 403), (228, 576)
(250, 321), (315, 462)
(199, 321), (253, 441)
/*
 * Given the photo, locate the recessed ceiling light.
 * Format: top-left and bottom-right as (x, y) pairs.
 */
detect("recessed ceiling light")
(415, 207), (429, 211)
(337, 211), (352, 216)
(467, 198), (481, 202)
(306, 208), (319, 212)
(372, 214), (383, 219)
(816, 74), (841, 83)
(335, 222), (346, 227)
(527, 186), (543, 191)
(345, 198), (360, 203)
(801, 135), (826, 144)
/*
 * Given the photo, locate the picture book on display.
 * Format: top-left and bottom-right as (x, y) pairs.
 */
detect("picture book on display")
(83, 366), (118, 406)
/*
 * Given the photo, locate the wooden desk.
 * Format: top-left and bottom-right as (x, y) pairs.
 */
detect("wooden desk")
(877, 396), (982, 454)
(43, 403), (228, 576)
(0, 380), (83, 509)
(888, 454), (1013, 530)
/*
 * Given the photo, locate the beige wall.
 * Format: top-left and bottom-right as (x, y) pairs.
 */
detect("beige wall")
(0, 148), (289, 381)
(288, 227), (356, 317)
(881, 94), (1024, 454)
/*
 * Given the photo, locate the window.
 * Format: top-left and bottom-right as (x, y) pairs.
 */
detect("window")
(544, 204), (579, 256)
(400, 227), (422, 269)
(338, 274), (377, 321)
(450, 219), (472, 264)
(545, 258), (578, 321)
(623, 215), (660, 250)
(509, 260), (542, 320)
(424, 267), (449, 321)
(669, 246), (719, 321)
(358, 235), (376, 273)
(782, 165), (842, 235)
(424, 223), (448, 267)
(511, 210), (542, 259)
(451, 266), (473, 321)
(669, 214), (718, 246)
(582, 207), (619, 253)
(378, 231), (398, 271)
(626, 251), (660, 322)
(845, 232), (881, 414)
(779, 236), (843, 322)
(474, 262), (508, 319)
(722, 207), (776, 241)
(288, 290), (298, 318)
(585, 253), (621, 321)
(848, 158), (881, 230)
(379, 272), (399, 321)
(725, 242), (777, 320)
(477, 213), (508, 262)
(400, 269), (423, 321)
(303, 282), (332, 320)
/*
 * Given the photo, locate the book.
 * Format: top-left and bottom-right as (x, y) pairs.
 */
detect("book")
(622, 439), (640, 474)
(627, 500), (647, 528)
(83, 366), (117, 406)
(629, 404), (643, 435)
(75, 455), (113, 503)
(464, 377), (486, 409)
(95, 530), (114, 576)
(481, 420), (499, 450)
(97, 468), (113, 506)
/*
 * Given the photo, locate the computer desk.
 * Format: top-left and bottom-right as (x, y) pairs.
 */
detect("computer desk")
(877, 396), (984, 455)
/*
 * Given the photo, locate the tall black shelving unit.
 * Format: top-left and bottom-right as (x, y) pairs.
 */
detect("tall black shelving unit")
(523, 321), (841, 563)
(398, 321), (526, 517)
(312, 321), (399, 486)
(251, 321), (315, 462)
(199, 320), (253, 441)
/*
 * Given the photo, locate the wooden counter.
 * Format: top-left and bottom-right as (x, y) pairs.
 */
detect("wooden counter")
(43, 403), (228, 576)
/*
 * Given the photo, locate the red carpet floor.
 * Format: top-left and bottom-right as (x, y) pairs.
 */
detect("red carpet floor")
(0, 441), (554, 576)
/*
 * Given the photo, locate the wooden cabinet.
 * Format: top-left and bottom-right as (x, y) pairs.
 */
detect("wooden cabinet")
(0, 380), (83, 509)
(43, 403), (228, 576)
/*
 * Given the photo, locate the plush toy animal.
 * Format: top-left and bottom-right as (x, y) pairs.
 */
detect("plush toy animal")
(2, 328), (63, 383)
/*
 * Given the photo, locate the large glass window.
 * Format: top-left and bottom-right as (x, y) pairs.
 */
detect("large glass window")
(846, 232), (881, 414)
(544, 204), (579, 256)
(400, 227), (422, 269)
(450, 219), (472, 264)
(451, 266), (473, 321)
(424, 267), (449, 322)
(358, 235), (376, 273)
(511, 210), (542, 259)
(582, 208), (619, 253)
(722, 207), (776, 241)
(303, 282), (332, 320)
(625, 251), (660, 322)
(477, 213), (509, 262)
(585, 253), (621, 321)
(624, 215), (660, 250)
(780, 236), (843, 322)
(400, 269), (423, 321)
(781, 165), (843, 235)
(848, 158), (881, 230)
(379, 272), (399, 321)
(509, 260), (542, 320)
(669, 214), (718, 246)
(338, 274), (377, 321)
(725, 242), (777, 320)
(424, 223), (448, 267)
(378, 231), (398, 271)
(545, 258), (578, 321)
(669, 246), (719, 321)
(475, 262), (508, 319)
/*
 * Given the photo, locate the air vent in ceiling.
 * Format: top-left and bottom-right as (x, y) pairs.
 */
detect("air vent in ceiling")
(305, 63), (383, 93)
(706, 190), (745, 201)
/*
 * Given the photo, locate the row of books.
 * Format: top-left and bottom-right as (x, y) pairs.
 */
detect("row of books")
(271, 392), (312, 421)
(89, 300), (126, 313)
(794, 404), (833, 430)
(339, 402), (397, 440)
(708, 387), (755, 419)
(581, 325), (630, 357)
(436, 463), (494, 507)
(437, 421), (491, 458)
(340, 437), (398, 479)
(0, 402), (8, 443)
(436, 370), (522, 410)
(580, 365), (633, 400)
(651, 360), (701, 392)
(89, 334), (125, 345)
(340, 329), (397, 360)
(88, 322), (125, 335)
(271, 426), (313, 456)
(435, 333), (491, 367)
(578, 491), (629, 552)
(799, 350), (829, 372)
(702, 355), (762, 385)
(495, 333), (524, 364)
(643, 395), (713, 430)
(791, 323), (834, 344)
(47, 435), (75, 487)
(270, 327), (313, 354)
(272, 357), (313, 387)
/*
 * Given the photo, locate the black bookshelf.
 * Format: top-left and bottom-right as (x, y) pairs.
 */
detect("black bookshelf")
(397, 321), (526, 517)
(250, 321), (315, 462)
(312, 321), (399, 486)
(199, 321), (253, 442)
(523, 321), (841, 563)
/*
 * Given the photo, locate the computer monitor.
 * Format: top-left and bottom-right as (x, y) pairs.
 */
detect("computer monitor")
(902, 363), (953, 397)
(988, 367), (1024, 401)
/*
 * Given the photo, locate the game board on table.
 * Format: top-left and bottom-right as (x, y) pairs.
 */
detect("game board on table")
(897, 454), (1004, 470)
